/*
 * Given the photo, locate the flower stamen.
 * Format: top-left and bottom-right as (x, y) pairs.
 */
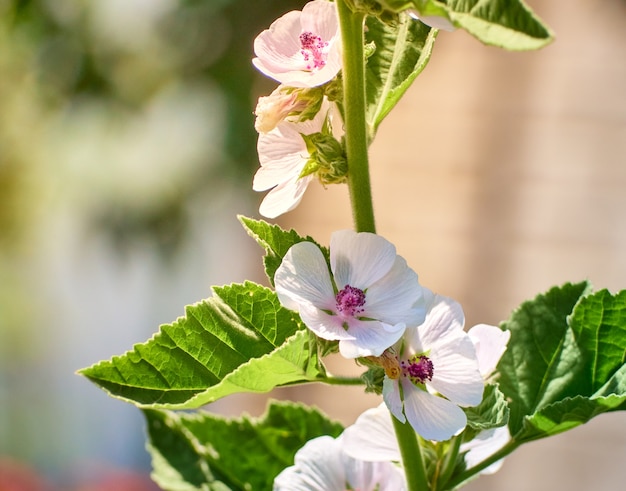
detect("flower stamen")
(401, 355), (434, 385)
(300, 31), (328, 70)
(335, 285), (366, 317)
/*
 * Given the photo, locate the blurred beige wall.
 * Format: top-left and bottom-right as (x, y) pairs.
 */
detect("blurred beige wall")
(273, 0), (626, 489)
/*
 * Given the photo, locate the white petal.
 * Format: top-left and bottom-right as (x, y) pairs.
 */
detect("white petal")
(301, 0), (339, 41)
(382, 378), (405, 424)
(273, 435), (345, 490)
(468, 324), (511, 378)
(418, 294), (465, 348)
(364, 256), (425, 326)
(428, 333), (484, 407)
(299, 302), (356, 341)
(330, 230), (397, 290)
(401, 378), (467, 441)
(339, 319), (405, 358)
(460, 426), (510, 475)
(343, 456), (407, 491)
(275, 241), (336, 311)
(342, 404), (400, 462)
(258, 173), (311, 218)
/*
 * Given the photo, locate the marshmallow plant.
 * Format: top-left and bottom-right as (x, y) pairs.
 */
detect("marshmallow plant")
(81, 2), (626, 490)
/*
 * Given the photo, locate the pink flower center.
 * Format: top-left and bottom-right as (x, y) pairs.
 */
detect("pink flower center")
(299, 31), (328, 70)
(401, 355), (434, 385)
(335, 285), (366, 317)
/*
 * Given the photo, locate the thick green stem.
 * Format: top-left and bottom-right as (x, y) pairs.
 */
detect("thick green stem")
(336, 0), (376, 234)
(392, 414), (430, 491)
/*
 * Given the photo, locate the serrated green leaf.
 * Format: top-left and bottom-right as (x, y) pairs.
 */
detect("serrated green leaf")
(519, 392), (626, 443)
(365, 13), (437, 132)
(497, 282), (591, 434)
(447, 0), (554, 51)
(79, 282), (326, 409)
(238, 216), (327, 286)
(498, 282), (626, 442)
(464, 384), (509, 432)
(568, 289), (626, 393)
(144, 401), (344, 491)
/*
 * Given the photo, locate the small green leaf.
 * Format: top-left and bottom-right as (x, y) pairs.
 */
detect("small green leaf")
(464, 383), (509, 432)
(238, 216), (327, 285)
(79, 282), (326, 409)
(144, 400), (344, 491)
(365, 13), (437, 132)
(446, 0), (554, 51)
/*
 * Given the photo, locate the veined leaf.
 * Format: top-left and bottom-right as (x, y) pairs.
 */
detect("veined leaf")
(498, 282), (626, 442)
(446, 0), (554, 51)
(79, 282), (326, 409)
(464, 383), (509, 432)
(144, 401), (344, 491)
(365, 13), (437, 132)
(239, 216), (328, 286)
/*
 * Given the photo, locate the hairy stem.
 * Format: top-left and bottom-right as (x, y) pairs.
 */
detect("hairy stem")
(392, 414), (430, 491)
(336, 0), (376, 234)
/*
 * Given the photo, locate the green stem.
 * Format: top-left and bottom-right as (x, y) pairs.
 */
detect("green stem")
(392, 414), (430, 491)
(434, 435), (462, 490)
(321, 375), (364, 385)
(336, 0), (376, 234)
(445, 438), (520, 490)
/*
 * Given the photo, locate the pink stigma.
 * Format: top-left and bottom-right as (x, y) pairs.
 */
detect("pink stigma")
(402, 355), (434, 384)
(299, 31), (328, 70)
(335, 285), (366, 317)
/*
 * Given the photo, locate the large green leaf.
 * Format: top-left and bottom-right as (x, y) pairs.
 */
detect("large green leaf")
(144, 401), (344, 491)
(364, 12), (437, 132)
(446, 0), (554, 50)
(498, 282), (626, 441)
(79, 281), (326, 409)
(239, 216), (327, 286)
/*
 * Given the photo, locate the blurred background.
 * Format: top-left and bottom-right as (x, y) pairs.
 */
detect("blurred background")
(0, 0), (624, 490)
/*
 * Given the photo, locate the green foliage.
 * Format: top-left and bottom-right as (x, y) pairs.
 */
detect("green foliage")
(446, 0), (554, 50)
(464, 383), (509, 432)
(498, 283), (626, 443)
(364, 13), (437, 133)
(144, 400), (344, 491)
(239, 216), (329, 285)
(79, 281), (327, 409)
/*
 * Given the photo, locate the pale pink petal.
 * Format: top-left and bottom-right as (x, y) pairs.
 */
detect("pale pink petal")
(342, 404), (400, 462)
(382, 378), (405, 424)
(258, 173), (312, 218)
(418, 295), (465, 347)
(401, 378), (467, 441)
(330, 230), (397, 289)
(364, 256), (425, 326)
(344, 456), (406, 491)
(275, 241), (335, 311)
(299, 302), (356, 341)
(468, 324), (511, 378)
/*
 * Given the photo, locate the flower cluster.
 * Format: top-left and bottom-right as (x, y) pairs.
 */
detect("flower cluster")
(252, 0), (344, 218)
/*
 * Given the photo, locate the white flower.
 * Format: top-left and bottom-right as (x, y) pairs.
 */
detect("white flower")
(467, 323), (511, 378)
(253, 0), (342, 88)
(274, 230), (426, 358)
(343, 404), (510, 476)
(273, 435), (406, 491)
(253, 99), (329, 218)
(382, 292), (484, 441)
